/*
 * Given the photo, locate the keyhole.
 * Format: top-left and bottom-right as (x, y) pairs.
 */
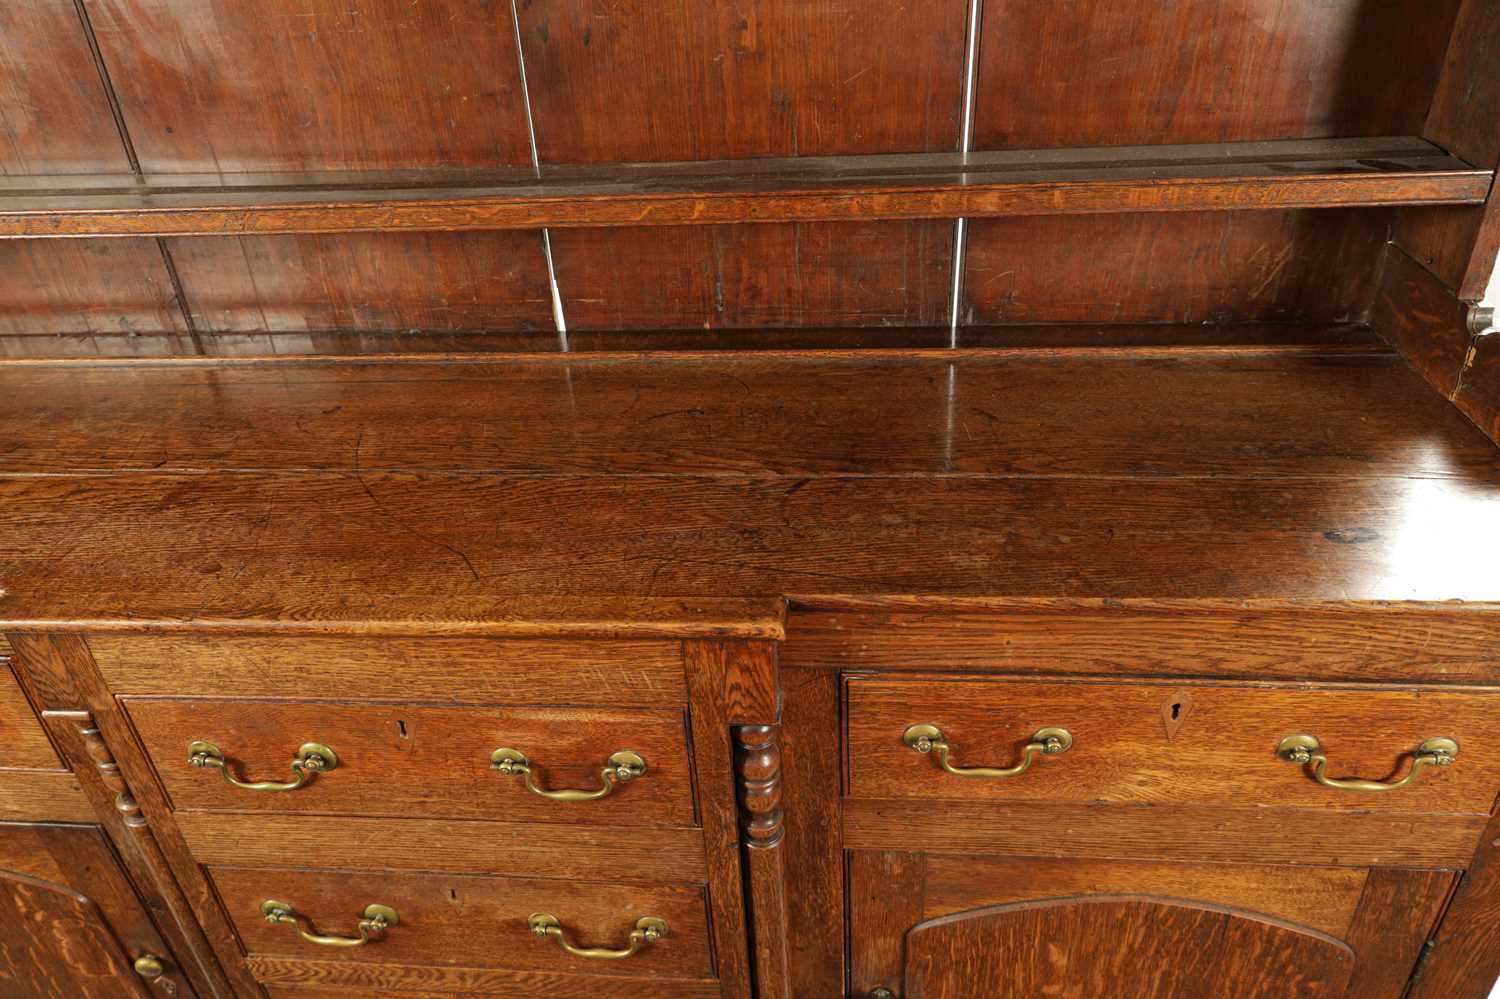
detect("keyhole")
(396, 719), (408, 738)
(1171, 703), (1181, 721)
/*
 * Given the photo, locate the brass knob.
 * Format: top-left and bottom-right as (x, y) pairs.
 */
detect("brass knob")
(133, 954), (166, 979)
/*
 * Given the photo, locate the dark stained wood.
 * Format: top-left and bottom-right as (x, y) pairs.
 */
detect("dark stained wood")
(90, 636), (688, 702)
(846, 677), (1500, 815)
(176, 812), (707, 885)
(1370, 241), (1480, 402)
(843, 799), (1488, 870)
(971, 0), (1461, 148)
(1457, 331), (1500, 444)
(551, 220), (952, 330)
(0, 823), (197, 997)
(252, 963), (720, 998)
(0, 139), (1486, 239)
(0, 0), (133, 174)
(784, 601), (1500, 686)
(0, 239), (185, 335)
(1408, 807), (1500, 999)
(680, 641), (756, 999)
(165, 231), (554, 334)
(84, 0), (534, 173)
(733, 724), (790, 998)
(0, 869), (154, 997)
(15, 351), (1499, 481)
(517, 0), (964, 164)
(7, 464), (1500, 633)
(127, 699), (697, 827)
(962, 209), (1388, 324)
(210, 865), (714, 980)
(902, 896), (1354, 998)
(1397, 0), (1500, 300)
(0, 656), (62, 769)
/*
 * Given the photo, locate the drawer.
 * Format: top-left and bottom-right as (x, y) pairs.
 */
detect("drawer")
(0, 648), (62, 769)
(127, 699), (696, 826)
(846, 676), (1500, 813)
(210, 866), (716, 983)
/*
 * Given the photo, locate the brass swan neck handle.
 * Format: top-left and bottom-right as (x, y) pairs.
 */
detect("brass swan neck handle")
(1276, 734), (1458, 792)
(491, 747), (646, 802)
(903, 723), (1073, 779)
(528, 912), (667, 960)
(188, 741), (337, 793)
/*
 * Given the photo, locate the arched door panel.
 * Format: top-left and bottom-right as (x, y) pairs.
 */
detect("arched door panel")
(904, 894), (1354, 999)
(0, 870), (154, 998)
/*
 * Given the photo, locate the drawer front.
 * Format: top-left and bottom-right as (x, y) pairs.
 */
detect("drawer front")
(210, 866), (715, 982)
(846, 676), (1500, 813)
(127, 699), (696, 827)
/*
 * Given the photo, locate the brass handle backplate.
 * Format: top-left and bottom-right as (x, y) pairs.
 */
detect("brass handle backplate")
(528, 912), (667, 960)
(188, 740), (337, 792)
(903, 723), (1072, 779)
(1276, 734), (1459, 792)
(260, 899), (398, 948)
(491, 747), (646, 801)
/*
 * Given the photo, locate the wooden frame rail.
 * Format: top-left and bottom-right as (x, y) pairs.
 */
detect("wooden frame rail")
(0, 137), (1487, 239)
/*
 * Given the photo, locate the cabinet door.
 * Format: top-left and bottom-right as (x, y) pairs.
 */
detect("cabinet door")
(0, 824), (194, 997)
(850, 853), (1452, 999)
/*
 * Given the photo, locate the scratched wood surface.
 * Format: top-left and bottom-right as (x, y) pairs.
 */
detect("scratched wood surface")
(0, 351), (1498, 632)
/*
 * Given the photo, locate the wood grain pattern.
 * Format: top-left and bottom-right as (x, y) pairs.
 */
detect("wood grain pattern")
(962, 209), (1387, 324)
(776, 666), (843, 998)
(0, 139), (1485, 239)
(1408, 807), (1500, 999)
(846, 676), (1500, 814)
(733, 724), (790, 998)
(210, 866), (714, 979)
(0, 869), (154, 998)
(1457, 331), (1500, 444)
(1343, 869), (1457, 997)
(0, 655), (62, 769)
(913, 855), (1367, 939)
(89, 636), (686, 703)
(165, 231), (554, 334)
(0, 0), (133, 174)
(843, 799), (1488, 870)
(972, 0), (1461, 149)
(847, 851), (926, 998)
(680, 641), (754, 999)
(550, 220), (952, 331)
(127, 698), (697, 827)
(176, 813), (707, 885)
(0, 239), (185, 335)
(13, 351), (1494, 480)
(1370, 242), (1477, 401)
(517, 0), (965, 164)
(783, 601), (1500, 686)
(255, 963), (720, 998)
(0, 771), (93, 822)
(0, 823), (197, 997)
(84, 0), (533, 173)
(902, 896), (1354, 999)
(1398, 0), (1500, 299)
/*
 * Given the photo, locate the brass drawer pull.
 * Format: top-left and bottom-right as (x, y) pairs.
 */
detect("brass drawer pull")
(1276, 734), (1459, 792)
(188, 740), (337, 792)
(490, 747), (646, 801)
(260, 900), (398, 948)
(528, 912), (667, 960)
(903, 723), (1072, 779)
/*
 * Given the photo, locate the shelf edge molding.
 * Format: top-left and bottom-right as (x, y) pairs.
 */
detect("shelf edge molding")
(0, 137), (1488, 239)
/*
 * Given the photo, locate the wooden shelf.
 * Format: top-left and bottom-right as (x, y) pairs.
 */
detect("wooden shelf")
(0, 137), (1487, 239)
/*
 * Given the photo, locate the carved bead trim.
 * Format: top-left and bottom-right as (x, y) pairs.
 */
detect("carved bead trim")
(72, 716), (148, 828)
(733, 724), (784, 849)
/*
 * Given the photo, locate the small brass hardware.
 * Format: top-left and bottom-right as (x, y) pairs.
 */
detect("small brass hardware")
(870, 990), (896, 999)
(1276, 734), (1459, 792)
(528, 911), (667, 960)
(491, 747), (647, 801)
(188, 740), (337, 792)
(903, 723), (1072, 779)
(132, 954), (166, 979)
(260, 899), (398, 948)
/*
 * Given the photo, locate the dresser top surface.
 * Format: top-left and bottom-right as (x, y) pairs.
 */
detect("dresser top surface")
(2, 345), (1499, 634)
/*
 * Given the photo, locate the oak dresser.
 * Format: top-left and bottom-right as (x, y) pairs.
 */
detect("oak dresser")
(2, 2), (1500, 998)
